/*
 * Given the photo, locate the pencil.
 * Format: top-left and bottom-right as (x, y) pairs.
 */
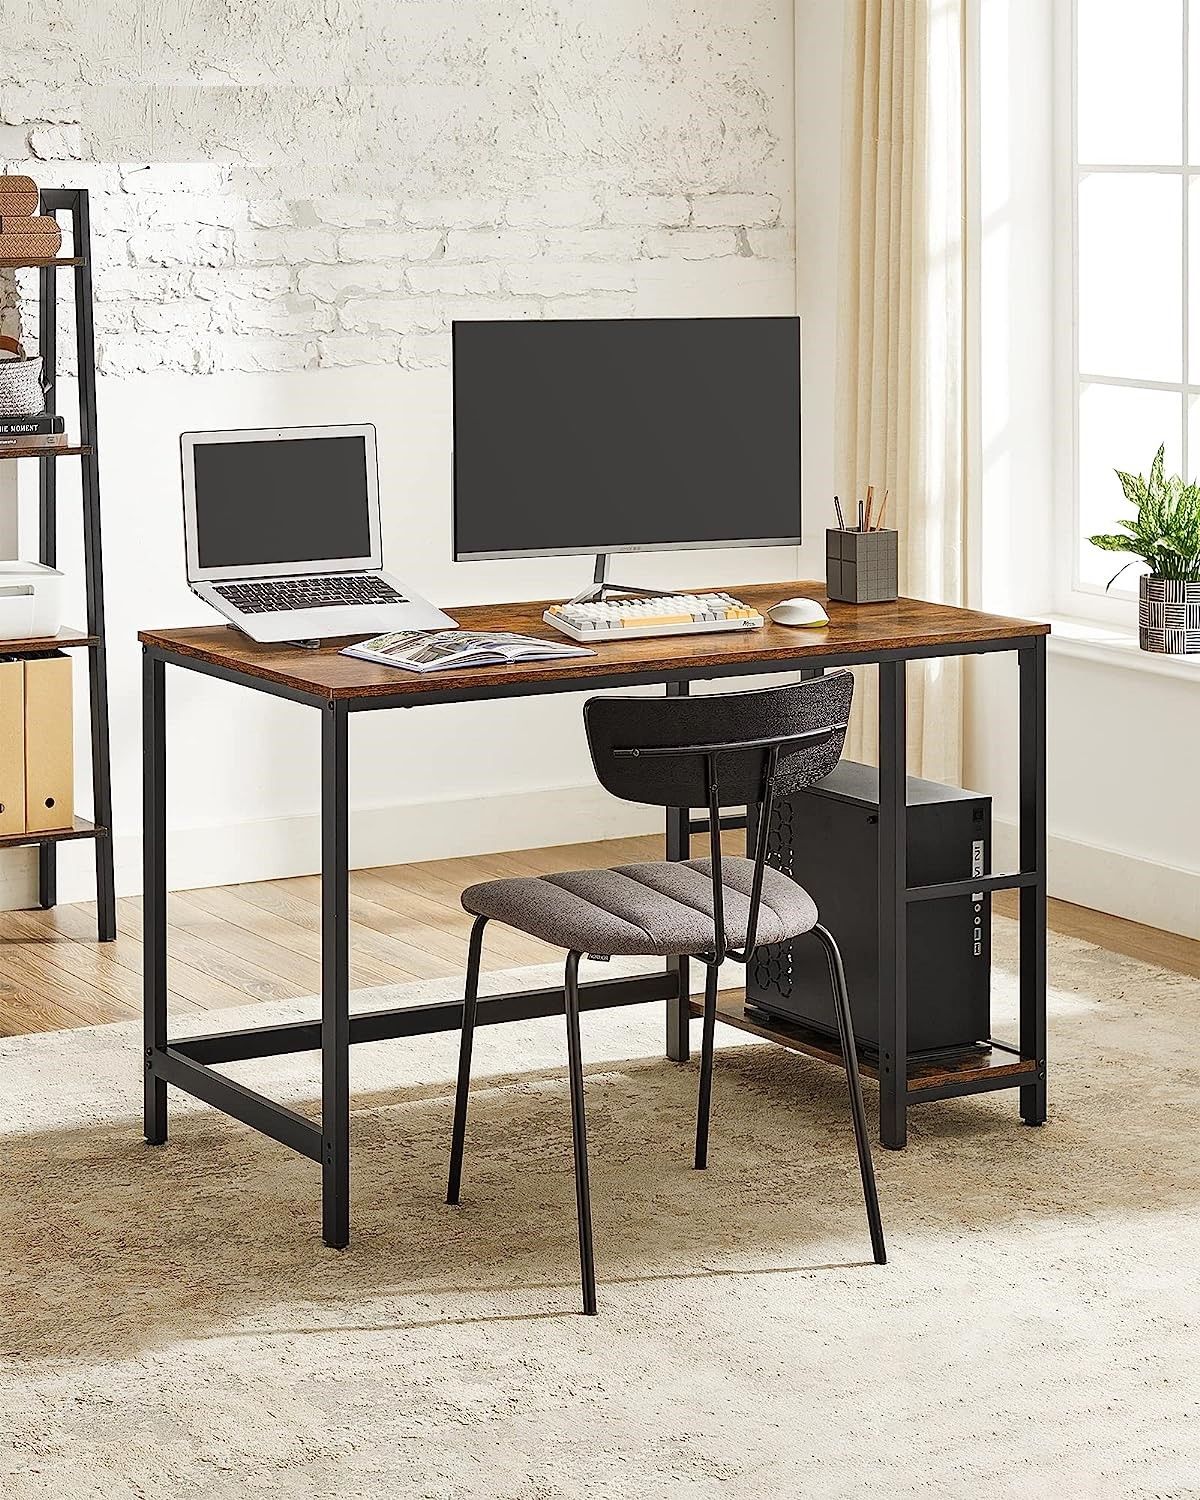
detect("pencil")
(875, 489), (890, 531)
(864, 484), (875, 532)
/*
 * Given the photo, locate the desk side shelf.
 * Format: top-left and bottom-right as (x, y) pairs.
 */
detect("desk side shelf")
(691, 989), (1041, 1103)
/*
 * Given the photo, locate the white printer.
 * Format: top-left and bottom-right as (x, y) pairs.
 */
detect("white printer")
(0, 561), (63, 640)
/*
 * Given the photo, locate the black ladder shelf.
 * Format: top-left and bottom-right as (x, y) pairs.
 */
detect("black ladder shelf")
(0, 188), (116, 940)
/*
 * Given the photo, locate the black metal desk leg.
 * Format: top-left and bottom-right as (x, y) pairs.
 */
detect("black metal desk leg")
(665, 680), (690, 1062)
(1019, 637), (1048, 1125)
(142, 651), (167, 1145)
(878, 659), (908, 1149)
(322, 699), (351, 1248)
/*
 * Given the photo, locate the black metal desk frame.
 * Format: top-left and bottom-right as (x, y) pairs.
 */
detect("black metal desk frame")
(142, 631), (1047, 1248)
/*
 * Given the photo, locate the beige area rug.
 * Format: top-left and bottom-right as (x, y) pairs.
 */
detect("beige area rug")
(1, 922), (1198, 1499)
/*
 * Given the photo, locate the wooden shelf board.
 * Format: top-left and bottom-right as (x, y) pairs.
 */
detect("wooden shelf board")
(692, 990), (1039, 1092)
(0, 444), (92, 461)
(0, 256), (83, 270)
(904, 1045), (1038, 1092)
(0, 627), (99, 655)
(0, 816), (103, 850)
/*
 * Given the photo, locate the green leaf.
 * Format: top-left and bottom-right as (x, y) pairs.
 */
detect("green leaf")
(1150, 444), (1166, 494)
(1087, 533), (1136, 552)
(1115, 469), (1147, 506)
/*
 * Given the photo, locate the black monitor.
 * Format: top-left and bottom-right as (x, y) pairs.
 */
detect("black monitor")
(452, 316), (801, 562)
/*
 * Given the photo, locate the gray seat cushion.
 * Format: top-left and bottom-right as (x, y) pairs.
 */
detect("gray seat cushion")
(461, 857), (818, 957)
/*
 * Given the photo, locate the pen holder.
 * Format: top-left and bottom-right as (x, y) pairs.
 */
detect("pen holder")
(826, 527), (898, 604)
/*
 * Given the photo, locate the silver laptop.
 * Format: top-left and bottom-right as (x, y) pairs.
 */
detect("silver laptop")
(181, 424), (456, 643)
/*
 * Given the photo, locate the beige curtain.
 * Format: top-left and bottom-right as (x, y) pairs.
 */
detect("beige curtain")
(836, 0), (967, 784)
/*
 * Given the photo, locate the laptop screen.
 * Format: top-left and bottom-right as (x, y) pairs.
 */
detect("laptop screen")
(190, 434), (373, 573)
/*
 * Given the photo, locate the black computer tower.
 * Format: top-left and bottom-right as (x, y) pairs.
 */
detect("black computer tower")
(747, 761), (991, 1058)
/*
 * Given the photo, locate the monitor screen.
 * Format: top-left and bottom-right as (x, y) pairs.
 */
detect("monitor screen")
(452, 317), (801, 560)
(190, 434), (373, 572)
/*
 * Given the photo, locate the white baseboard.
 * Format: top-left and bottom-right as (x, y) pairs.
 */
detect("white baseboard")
(993, 818), (1200, 941)
(39, 783), (661, 905)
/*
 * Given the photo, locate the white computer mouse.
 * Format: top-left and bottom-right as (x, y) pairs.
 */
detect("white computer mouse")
(767, 597), (830, 628)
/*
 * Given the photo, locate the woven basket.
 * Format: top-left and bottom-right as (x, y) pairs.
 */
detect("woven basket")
(0, 221), (61, 260)
(0, 175), (39, 218)
(1139, 575), (1200, 654)
(0, 336), (45, 416)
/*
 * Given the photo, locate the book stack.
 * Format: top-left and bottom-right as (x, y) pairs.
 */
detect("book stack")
(0, 175), (62, 260)
(0, 412), (66, 451)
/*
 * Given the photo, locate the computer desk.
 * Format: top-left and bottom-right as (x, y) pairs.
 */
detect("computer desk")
(139, 583), (1050, 1248)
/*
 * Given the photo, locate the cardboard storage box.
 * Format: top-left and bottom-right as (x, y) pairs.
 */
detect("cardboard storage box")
(0, 659), (25, 836)
(24, 652), (73, 832)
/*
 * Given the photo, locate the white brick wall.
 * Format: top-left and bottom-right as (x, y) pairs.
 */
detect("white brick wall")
(0, 2), (798, 906)
(0, 4), (793, 377)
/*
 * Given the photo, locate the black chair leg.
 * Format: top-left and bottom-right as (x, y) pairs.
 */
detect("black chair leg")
(446, 914), (488, 1206)
(812, 923), (887, 1265)
(695, 960), (719, 1169)
(563, 949), (598, 1315)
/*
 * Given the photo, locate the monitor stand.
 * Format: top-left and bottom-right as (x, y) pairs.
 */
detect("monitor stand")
(568, 553), (670, 606)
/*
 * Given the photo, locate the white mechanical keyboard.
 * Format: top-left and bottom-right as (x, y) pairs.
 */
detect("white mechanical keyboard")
(544, 592), (765, 642)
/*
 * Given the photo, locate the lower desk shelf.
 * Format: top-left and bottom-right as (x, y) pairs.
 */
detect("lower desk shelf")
(691, 989), (1040, 1103)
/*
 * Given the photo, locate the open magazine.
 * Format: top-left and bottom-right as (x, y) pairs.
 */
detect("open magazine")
(341, 629), (595, 674)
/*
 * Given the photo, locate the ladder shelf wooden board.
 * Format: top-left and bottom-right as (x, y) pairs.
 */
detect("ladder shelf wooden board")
(0, 256), (83, 270)
(0, 627), (98, 654)
(0, 443), (92, 460)
(0, 816), (103, 851)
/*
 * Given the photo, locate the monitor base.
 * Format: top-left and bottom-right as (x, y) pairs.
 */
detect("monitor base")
(568, 552), (673, 605)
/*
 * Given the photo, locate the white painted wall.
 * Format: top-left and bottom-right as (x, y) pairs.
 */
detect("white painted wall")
(0, 2), (801, 905)
(793, 0), (846, 581)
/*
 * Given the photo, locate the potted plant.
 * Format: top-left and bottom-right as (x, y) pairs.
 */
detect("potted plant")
(1089, 444), (1200, 654)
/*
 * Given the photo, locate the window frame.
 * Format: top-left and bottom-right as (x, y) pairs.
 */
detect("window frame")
(1055, 0), (1195, 624)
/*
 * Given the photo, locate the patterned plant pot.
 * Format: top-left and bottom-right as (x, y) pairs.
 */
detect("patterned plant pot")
(1139, 575), (1200, 654)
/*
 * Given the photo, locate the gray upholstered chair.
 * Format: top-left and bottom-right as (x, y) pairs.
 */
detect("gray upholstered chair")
(446, 672), (885, 1314)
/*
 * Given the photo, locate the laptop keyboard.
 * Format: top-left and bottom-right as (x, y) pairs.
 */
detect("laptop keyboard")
(215, 576), (408, 615)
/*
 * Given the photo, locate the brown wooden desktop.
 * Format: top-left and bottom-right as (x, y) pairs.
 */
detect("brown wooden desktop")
(139, 582), (1050, 1248)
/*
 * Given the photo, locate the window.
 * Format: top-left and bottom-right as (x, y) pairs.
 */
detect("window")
(1064, 0), (1195, 616)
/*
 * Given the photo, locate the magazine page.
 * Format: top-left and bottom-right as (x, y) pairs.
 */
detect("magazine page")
(340, 629), (593, 674)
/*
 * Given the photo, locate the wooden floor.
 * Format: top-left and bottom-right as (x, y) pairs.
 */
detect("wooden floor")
(0, 835), (659, 1037)
(1, 833), (1197, 1037)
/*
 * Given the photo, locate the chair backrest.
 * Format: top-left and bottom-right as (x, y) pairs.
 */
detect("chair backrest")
(583, 673), (853, 810)
(583, 673), (854, 964)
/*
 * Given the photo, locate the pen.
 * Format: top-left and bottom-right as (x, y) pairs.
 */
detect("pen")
(834, 494), (846, 529)
(857, 499), (865, 532)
